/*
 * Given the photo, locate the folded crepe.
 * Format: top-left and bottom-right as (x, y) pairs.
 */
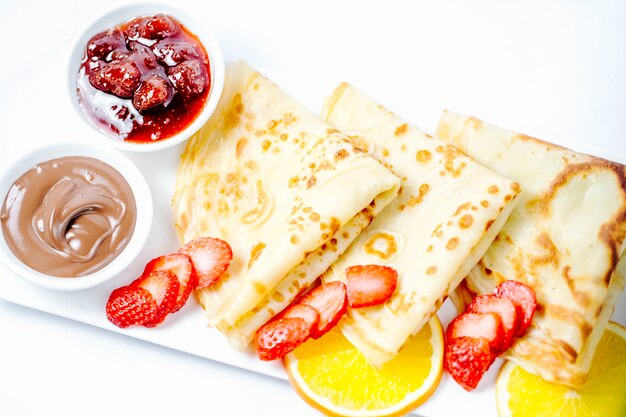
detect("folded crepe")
(320, 84), (521, 367)
(172, 62), (400, 349)
(437, 111), (626, 387)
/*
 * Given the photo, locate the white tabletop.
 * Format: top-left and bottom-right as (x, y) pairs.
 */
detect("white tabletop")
(1, 1), (625, 416)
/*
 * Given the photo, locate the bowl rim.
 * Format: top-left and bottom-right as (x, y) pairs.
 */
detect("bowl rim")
(0, 141), (153, 291)
(66, 1), (225, 153)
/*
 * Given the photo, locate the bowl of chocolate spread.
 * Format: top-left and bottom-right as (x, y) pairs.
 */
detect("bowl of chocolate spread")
(0, 142), (152, 290)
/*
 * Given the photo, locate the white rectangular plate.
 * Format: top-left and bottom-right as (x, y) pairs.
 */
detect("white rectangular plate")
(1, 58), (625, 417)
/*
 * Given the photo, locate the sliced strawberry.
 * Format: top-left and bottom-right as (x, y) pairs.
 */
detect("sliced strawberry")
(493, 280), (537, 336)
(106, 286), (157, 328)
(279, 304), (320, 331)
(344, 265), (398, 308)
(467, 294), (518, 351)
(133, 270), (179, 327)
(255, 317), (311, 361)
(446, 312), (504, 353)
(444, 336), (493, 391)
(142, 253), (197, 313)
(179, 237), (233, 289)
(300, 281), (348, 339)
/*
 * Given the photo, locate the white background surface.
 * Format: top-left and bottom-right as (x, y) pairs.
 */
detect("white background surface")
(1, 1), (625, 416)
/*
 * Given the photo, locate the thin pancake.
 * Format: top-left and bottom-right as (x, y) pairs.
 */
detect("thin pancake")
(320, 84), (521, 367)
(172, 63), (400, 348)
(436, 111), (626, 387)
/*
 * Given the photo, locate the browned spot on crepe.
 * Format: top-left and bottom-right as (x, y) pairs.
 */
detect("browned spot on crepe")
(236, 137), (248, 158)
(335, 149), (349, 161)
(248, 242), (266, 268)
(446, 237), (460, 250)
(394, 123), (408, 136)
(240, 180), (270, 225)
(363, 231), (398, 260)
(458, 214), (473, 229)
(416, 149), (432, 163)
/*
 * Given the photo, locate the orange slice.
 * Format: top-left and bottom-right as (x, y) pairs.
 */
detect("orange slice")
(496, 321), (626, 417)
(284, 316), (444, 417)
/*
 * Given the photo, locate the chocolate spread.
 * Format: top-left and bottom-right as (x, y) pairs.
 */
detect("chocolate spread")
(1, 156), (137, 277)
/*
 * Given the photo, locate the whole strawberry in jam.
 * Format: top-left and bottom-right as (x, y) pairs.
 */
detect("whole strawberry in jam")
(87, 29), (126, 60)
(133, 75), (173, 111)
(140, 14), (178, 39)
(88, 60), (141, 98)
(77, 13), (211, 142)
(128, 42), (160, 71)
(126, 14), (179, 40)
(152, 39), (201, 66)
(168, 59), (209, 98)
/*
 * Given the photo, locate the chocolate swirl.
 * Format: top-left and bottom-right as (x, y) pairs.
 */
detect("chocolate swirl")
(1, 156), (136, 277)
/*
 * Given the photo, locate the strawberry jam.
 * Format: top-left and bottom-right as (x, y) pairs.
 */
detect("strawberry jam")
(77, 14), (211, 143)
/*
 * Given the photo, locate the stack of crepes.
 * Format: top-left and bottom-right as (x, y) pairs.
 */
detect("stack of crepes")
(320, 84), (522, 367)
(172, 62), (401, 349)
(436, 111), (626, 387)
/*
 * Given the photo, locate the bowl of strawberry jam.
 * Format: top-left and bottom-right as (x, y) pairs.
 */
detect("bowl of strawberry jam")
(68, 4), (224, 152)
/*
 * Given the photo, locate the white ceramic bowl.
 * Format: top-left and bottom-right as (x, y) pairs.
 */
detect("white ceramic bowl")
(0, 142), (153, 290)
(67, 2), (224, 152)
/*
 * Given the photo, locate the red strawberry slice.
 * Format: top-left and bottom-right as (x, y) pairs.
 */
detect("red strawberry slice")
(493, 280), (537, 336)
(467, 294), (518, 351)
(300, 281), (348, 339)
(255, 317), (311, 361)
(179, 237), (233, 289)
(133, 270), (179, 327)
(106, 286), (157, 328)
(279, 304), (320, 331)
(344, 265), (398, 308)
(447, 312), (504, 353)
(444, 336), (493, 391)
(142, 253), (197, 313)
